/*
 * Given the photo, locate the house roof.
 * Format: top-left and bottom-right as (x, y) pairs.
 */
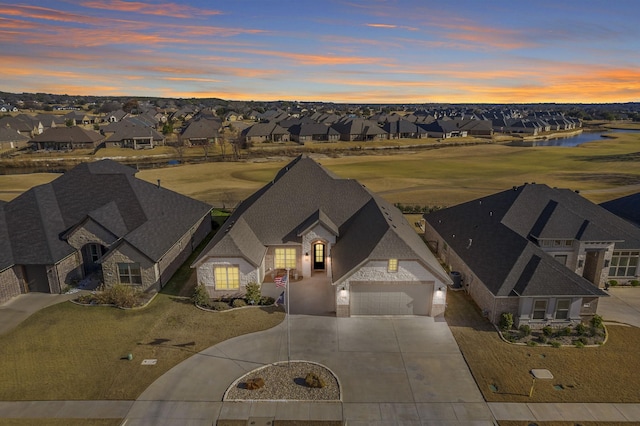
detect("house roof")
(0, 160), (212, 269)
(424, 183), (638, 298)
(600, 192), (640, 227)
(181, 118), (221, 140)
(30, 127), (104, 144)
(104, 123), (164, 142)
(193, 156), (449, 284)
(0, 126), (29, 143)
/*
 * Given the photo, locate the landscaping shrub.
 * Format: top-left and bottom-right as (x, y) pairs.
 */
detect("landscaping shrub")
(192, 283), (210, 307)
(499, 312), (514, 332)
(608, 280), (618, 287)
(259, 296), (275, 306)
(550, 340), (561, 348)
(519, 324), (531, 336)
(245, 282), (261, 305)
(542, 326), (553, 337)
(304, 372), (325, 388)
(576, 322), (588, 336)
(591, 314), (604, 329)
(232, 299), (247, 308)
(526, 340), (537, 347)
(560, 326), (572, 337)
(211, 301), (231, 311)
(538, 335), (547, 344)
(575, 340), (585, 348)
(631, 280), (640, 287)
(576, 336), (588, 345)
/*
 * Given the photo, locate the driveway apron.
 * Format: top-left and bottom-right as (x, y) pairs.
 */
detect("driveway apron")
(125, 314), (485, 424)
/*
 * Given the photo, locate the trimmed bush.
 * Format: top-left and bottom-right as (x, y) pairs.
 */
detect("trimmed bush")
(232, 299), (247, 308)
(526, 340), (537, 347)
(245, 282), (261, 305)
(538, 335), (547, 344)
(575, 322), (588, 336)
(590, 314), (604, 329)
(304, 373), (325, 388)
(499, 312), (514, 332)
(259, 296), (275, 306)
(211, 301), (231, 311)
(542, 326), (553, 337)
(631, 280), (640, 287)
(192, 283), (210, 307)
(608, 280), (618, 287)
(519, 324), (531, 336)
(575, 340), (585, 348)
(550, 340), (562, 348)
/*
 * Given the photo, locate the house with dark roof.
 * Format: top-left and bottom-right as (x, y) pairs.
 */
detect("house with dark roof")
(0, 160), (212, 303)
(180, 118), (222, 146)
(288, 122), (340, 143)
(331, 118), (388, 141)
(600, 192), (640, 228)
(416, 119), (467, 139)
(29, 127), (104, 151)
(424, 184), (640, 327)
(192, 156), (451, 317)
(103, 122), (165, 149)
(0, 127), (29, 150)
(242, 122), (290, 144)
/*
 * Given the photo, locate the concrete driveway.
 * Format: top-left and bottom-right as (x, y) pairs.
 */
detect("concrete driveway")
(124, 314), (490, 425)
(0, 293), (78, 335)
(598, 287), (640, 327)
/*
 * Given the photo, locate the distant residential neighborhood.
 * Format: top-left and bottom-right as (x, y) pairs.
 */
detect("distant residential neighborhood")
(1, 91), (640, 154)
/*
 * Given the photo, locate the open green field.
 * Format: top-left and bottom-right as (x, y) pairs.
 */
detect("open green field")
(1, 132), (639, 207)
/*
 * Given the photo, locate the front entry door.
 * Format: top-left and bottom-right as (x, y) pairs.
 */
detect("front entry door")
(313, 243), (325, 270)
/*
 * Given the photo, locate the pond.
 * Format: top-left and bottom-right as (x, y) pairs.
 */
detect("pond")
(510, 128), (640, 147)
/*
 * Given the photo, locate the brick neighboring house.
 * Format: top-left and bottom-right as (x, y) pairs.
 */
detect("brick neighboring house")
(423, 184), (640, 328)
(103, 123), (165, 149)
(192, 156), (451, 317)
(0, 126), (29, 150)
(0, 160), (212, 303)
(180, 118), (222, 146)
(29, 127), (104, 151)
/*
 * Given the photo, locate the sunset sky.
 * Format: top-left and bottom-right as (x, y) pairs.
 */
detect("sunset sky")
(1, 0), (639, 103)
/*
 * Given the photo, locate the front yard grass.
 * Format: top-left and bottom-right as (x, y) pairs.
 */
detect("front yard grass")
(0, 236), (285, 401)
(446, 290), (640, 403)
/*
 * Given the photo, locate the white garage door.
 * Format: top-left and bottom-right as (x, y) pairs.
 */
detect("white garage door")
(350, 281), (433, 316)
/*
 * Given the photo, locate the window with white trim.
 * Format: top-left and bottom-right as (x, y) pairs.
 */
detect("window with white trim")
(609, 251), (638, 277)
(275, 248), (296, 269)
(555, 299), (570, 320)
(388, 258), (398, 272)
(214, 266), (240, 290)
(532, 299), (547, 320)
(118, 263), (142, 285)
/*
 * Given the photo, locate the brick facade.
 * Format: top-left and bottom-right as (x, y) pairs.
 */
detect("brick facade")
(0, 266), (24, 304)
(101, 243), (157, 291)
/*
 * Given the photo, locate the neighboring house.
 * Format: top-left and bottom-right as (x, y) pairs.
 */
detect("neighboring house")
(0, 126), (30, 150)
(29, 127), (104, 150)
(383, 119), (424, 139)
(600, 192), (640, 228)
(224, 111), (243, 122)
(332, 118), (388, 141)
(64, 111), (95, 125)
(416, 119), (468, 139)
(192, 156), (451, 317)
(0, 114), (43, 136)
(242, 122), (290, 144)
(288, 122), (340, 143)
(0, 105), (18, 113)
(424, 184), (640, 327)
(103, 123), (165, 149)
(104, 110), (128, 123)
(455, 119), (494, 137)
(180, 118), (222, 146)
(0, 160), (212, 304)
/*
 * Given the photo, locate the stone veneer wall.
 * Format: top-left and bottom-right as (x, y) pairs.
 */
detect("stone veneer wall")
(54, 252), (83, 292)
(66, 219), (118, 251)
(197, 257), (258, 299)
(102, 243), (157, 291)
(0, 266), (24, 303)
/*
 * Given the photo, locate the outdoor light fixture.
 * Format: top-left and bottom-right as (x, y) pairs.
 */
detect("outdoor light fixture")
(438, 287), (444, 292)
(305, 252), (309, 257)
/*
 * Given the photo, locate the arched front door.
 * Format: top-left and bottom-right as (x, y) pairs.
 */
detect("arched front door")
(313, 243), (325, 271)
(82, 243), (107, 275)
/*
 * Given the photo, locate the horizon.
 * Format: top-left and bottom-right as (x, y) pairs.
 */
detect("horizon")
(2, 1), (640, 104)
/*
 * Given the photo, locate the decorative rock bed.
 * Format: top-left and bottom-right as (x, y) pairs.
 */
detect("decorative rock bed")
(224, 361), (340, 401)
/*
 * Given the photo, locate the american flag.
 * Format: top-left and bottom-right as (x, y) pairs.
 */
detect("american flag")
(275, 274), (287, 288)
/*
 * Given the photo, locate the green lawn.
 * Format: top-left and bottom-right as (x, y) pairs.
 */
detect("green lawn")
(446, 290), (640, 403)
(0, 239), (285, 401)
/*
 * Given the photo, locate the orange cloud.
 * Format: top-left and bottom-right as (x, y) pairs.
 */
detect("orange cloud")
(366, 23), (397, 28)
(78, 0), (222, 18)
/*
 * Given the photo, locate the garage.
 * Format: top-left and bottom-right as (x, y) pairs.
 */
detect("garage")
(350, 281), (433, 316)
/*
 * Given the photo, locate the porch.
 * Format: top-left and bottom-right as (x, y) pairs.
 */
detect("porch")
(261, 272), (335, 316)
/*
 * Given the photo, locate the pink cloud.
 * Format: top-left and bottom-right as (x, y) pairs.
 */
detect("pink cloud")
(78, 0), (223, 19)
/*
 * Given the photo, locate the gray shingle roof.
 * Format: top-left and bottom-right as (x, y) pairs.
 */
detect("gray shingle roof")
(30, 127), (103, 144)
(424, 183), (635, 297)
(1, 160), (211, 269)
(194, 156), (448, 284)
(600, 192), (640, 227)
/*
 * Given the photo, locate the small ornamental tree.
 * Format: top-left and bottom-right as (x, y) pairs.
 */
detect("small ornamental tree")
(499, 312), (514, 332)
(245, 282), (261, 305)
